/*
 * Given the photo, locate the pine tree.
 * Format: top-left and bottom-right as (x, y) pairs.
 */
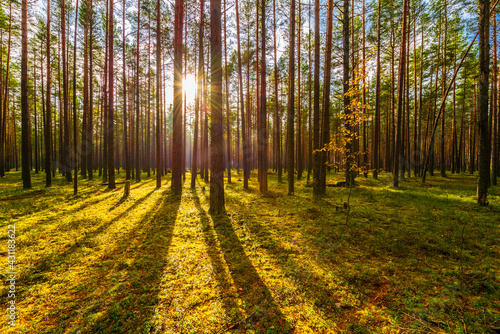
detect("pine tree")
(172, 0), (184, 195)
(21, 0), (31, 189)
(477, 0), (490, 205)
(209, 0), (225, 213)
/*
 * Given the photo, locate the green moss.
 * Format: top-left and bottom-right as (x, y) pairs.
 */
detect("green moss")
(0, 170), (498, 333)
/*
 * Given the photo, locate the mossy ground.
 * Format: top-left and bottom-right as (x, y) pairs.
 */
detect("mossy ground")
(0, 169), (499, 333)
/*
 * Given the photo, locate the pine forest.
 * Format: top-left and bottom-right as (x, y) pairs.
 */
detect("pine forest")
(0, 0), (499, 332)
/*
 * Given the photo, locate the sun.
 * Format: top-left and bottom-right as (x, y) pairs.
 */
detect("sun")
(183, 75), (197, 104)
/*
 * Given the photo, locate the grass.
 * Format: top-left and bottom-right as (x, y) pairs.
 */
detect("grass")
(0, 168), (499, 333)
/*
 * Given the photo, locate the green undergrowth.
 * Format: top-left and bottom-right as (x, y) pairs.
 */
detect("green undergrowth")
(0, 169), (499, 333)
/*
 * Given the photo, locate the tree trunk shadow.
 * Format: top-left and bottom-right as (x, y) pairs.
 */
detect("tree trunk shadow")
(80, 192), (181, 333)
(193, 189), (293, 332)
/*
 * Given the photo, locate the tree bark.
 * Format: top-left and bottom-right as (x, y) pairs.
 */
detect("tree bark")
(312, 0), (320, 194)
(287, 0), (296, 195)
(307, 0), (312, 182)
(73, 0), (80, 194)
(297, 1), (302, 180)
(122, 0), (130, 180)
(0, 2), (12, 178)
(192, 0), (205, 189)
(477, 0), (490, 205)
(224, 0), (232, 184)
(273, 0), (281, 183)
(440, 0), (447, 177)
(21, 0), (31, 189)
(45, 0), (52, 186)
(34, 56), (39, 174)
(235, 0), (248, 188)
(172, 0), (184, 194)
(107, 0), (116, 189)
(492, 8), (498, 185)
(156, 0), (161, 188)
(82, 1), (89, 179)
(136, 0), (142, 182)
(317, 0), (334, 195)
(259, 0), (268, 193)
(362, 0), (367, 177)
(209, 0), (225, 213)
(373, 0), (381, 179)
(88, 0), (94, 180)
(393, 0), (407, 187)
(344, 0), (353, 186)
(61, 0), (71, 181)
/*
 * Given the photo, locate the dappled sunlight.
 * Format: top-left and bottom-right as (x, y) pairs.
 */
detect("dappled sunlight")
(148, 188), (235, 332)
(0, 172), (180, 333)
(224, 176), (399, 331)
(1, 170), (499, 333)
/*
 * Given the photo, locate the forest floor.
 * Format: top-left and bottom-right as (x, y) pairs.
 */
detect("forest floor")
(0, 169), (499, 333)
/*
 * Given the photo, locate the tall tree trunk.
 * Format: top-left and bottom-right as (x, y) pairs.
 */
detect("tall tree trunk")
(0, 30), (3, 174)
(404, 12), (410, 179)
(107, 0), (116, 189)
(412, 5), (418, 177)
(0, 2), (12, 178)
(451, 36), (458, 174)
(245, 17), (251, 186)
(273, 0), (281, 183)
(61, 0), (71, 181)
(312, 0), (320, 194)
(156, 0), (161, 188)
(103, 2), (109, 181)
(13, 102), (18, 171)
(361, 0), (367, 177)
(209, 0), (225, 213)
(389, 22), (395, 172)
(192, 0), (204, 188)
(429, 18), (442, 177)
(307, 0), (312, 182)
(136, 0), (142, 182)
(183, 14), (187, 182)
(45, 0), (52, 186)
(82, 1), (88, 179)
(57, 34), (63, 174)
(21, 0), (31, 189)
(259, 0), (268, 192)
(147, 19), (151, 177)
(492, 8), (498, 185)
(440, 1), (447, 177)
(477, 0), (490, 205)
(236, 83), (240, 174)
(34, 59), (39, 174)
(41, 50), (46, 175)
(393, 0), (408, 187)
(417, 20), (423, 177)
(458, 68), (467, 173)
(172, 0), (184, 194)
(317, 0), (333, 195)
(297, 1), (302, 180)
(343, 0), (354, 186)
(236, 0), (248, 188)
(373, 0), (381, 179)
(204, 91), (209, 181)
(123, 0), (130, 180)
(256, 0), (260, 183)
(224, 0), (232, 184)
(73, 0), (80, 194)
(287, 0), (296, 194)
(88, 0), (94, 180)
